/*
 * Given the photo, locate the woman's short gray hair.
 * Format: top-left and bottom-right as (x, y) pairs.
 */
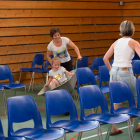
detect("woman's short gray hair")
(120, 20), (135, 37)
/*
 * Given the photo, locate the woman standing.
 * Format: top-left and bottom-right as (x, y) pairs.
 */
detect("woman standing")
(47, 27), (82, 71)
(103, 20), (140, 135)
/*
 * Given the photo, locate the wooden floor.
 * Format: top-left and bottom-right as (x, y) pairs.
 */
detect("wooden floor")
(0, 84), (140, 140)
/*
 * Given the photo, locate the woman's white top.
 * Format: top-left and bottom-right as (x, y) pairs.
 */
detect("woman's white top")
(47, 37), (71, 63)
(112, 38), (135, 67)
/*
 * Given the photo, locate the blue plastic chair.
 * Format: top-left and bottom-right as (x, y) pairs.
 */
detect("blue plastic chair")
(109, 81), (140, 138)
(133, 52), (140, 60)
(0, 119), (24, 140)
(132, 60), (140, 77)
(45, 89), (101, 140)
(90, 57), (105, 80)
(0, 65), (26, 96)
(136, 78), (140, 109)
(19, 54), (44, 91)
(76, 67), (96, 94)
(79, 85), (132, 140)
(74, 56), (89, 69)
(7, 95), (65, 140)
(99, 65), (110, 94)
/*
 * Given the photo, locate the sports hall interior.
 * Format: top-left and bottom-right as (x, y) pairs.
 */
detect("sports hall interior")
(0, 0), (140, 140)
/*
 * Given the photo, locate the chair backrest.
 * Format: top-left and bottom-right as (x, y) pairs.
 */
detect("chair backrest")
(136, 78), (140, 108)
(99, 65), (110, 87)
(109, 81), (136, 113)
(132, 60), (140, 75)
(0, 65), (15, 84)
(133, 52), (140, 60)
(90, 57), (104, 71)
(7, 95), (43, 136)
(76, 67), (97, 94)
(74, 56), (89, 69)
(79, 85), (109, 120)
(0, 119), (4, 138)
(70, 56), (73, 64)
(45, 89), (78, 128)
(31, 54), (44, 69)
(44, 55), (54, 69)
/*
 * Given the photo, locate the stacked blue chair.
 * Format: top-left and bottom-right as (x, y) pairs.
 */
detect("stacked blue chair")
(99, 65), (110, 94)
(76, 67), (96, 94)
(79, 85), (132, 140)
(19, 54), (44, 91)
(74, 56), (89, 69)
(90, 57), (105, 80)
(109, 81), (140, 138)
(7, 95), (65, 140)
(132, 60), (140, 78)
(0, 119), (24, 140)
(45, 89), (101, 140)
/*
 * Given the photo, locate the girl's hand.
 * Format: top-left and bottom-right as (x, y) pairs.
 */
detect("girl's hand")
(138, 76), (140, 78)
(77, 56), (82, 61)
(70, 73), (74, 76)
(44, 83), (49, 87)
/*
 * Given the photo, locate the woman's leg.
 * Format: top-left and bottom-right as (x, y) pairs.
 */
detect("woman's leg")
(110, 104), (122, 134)
(110, 67), (123, 135)
(51, 79), (60, 89)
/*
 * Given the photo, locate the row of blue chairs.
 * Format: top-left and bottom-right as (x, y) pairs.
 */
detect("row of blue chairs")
(5, 78), (140, 140)
(6, 94), (101, 140)
(3, 67), (140, 140)
(77, 67), (140, 139)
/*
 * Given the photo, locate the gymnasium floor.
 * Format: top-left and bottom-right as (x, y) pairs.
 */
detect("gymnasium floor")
(0, 83), (140, 140)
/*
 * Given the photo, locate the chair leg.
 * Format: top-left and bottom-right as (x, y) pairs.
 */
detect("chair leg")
(46, 73), (49, 84)
(14, 89), (16, 96)
(28, 72), (33, 91)
(2, 89), (7, 115)
(76, 94), (79, 106)
(98, 124), (103, 140)
(32, 72), (35, 91)
(127, 119), (134, 140)
(97, 126), (100, 140)
(42, 73), (46, 83)
(129, 118), (135, 140)
(63, 133), (66, 140)
(133, 117), (139, 138)
(25, 86), (26, 94)
(19, 70), (22, 83)
(77, 132), (82, 140)
(105, 124), (112, 140)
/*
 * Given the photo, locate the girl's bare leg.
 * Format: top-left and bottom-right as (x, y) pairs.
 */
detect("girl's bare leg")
(51, 79), (60, 89)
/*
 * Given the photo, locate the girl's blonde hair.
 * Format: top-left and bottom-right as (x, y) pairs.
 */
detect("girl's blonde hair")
(52, 57), (61, 64)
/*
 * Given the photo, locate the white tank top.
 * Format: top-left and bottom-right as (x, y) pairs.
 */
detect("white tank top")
(112, 38), (134, 67)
